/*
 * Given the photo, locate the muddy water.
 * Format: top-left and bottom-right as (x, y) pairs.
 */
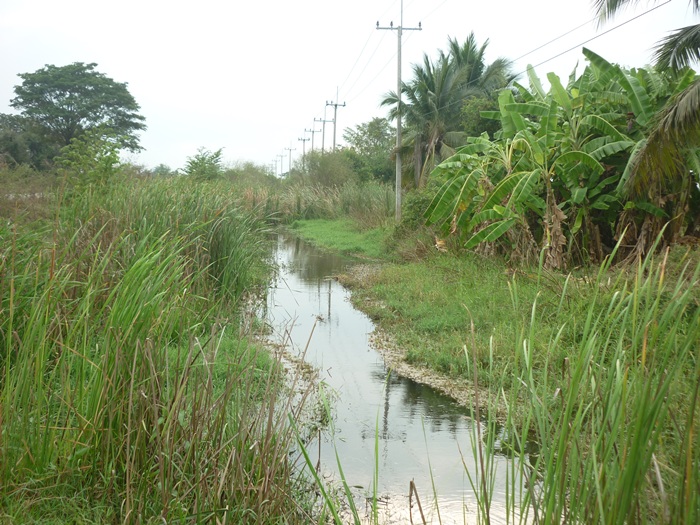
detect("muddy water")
(265, 234), (517, 524)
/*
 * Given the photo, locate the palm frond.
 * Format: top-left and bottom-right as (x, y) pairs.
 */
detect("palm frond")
(654, 24), (700, 70)
(625, 78), (700, 196)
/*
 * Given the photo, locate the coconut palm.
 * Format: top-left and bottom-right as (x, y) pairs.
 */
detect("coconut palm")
(594, 0), (700, 70)
(381, 33), (513, 188)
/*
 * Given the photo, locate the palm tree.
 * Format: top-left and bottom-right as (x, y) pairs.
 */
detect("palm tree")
(594, 0), (699, 70)
(594, 0), (700, 244)
(381, 33), (513, 188)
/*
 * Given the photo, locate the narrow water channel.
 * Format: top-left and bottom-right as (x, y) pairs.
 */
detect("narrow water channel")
(265, 234), (516, 524)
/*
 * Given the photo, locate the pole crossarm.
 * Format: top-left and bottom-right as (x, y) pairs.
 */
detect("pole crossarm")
(314, 117), (333, 153)
(305, 127), (322, 151)
(298, 137), (310, 169)
(325, 100), (346, 151)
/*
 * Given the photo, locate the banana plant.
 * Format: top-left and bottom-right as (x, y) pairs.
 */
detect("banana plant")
(428, 63), (639, 267)
(583, 47), (700, 256)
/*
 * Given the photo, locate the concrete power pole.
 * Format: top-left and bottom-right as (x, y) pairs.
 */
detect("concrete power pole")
(305, 127), (322, 152)
(314, 117), (333, 154)
(298, 136), (310, 169)
(377, 3), (421, 222)
(285, 146), (296, 175)
(325, 99), (346, 151)
(277, 154), (285, 177)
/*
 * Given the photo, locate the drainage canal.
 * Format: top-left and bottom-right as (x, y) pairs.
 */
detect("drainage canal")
(265, 233), (518, 524)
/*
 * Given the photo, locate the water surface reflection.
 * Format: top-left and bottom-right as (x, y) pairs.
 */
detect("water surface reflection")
(265, 234), (515, 524)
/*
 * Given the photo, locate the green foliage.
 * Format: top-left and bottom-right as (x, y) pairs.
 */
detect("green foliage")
(0, 113), (59, 169)
(10, 62), (146, 152)
(428, 52), (700, 267)
(55, 128), (122, 189)
(460, 94), (502, 139)
(183, 147), (223, 180)
(150, 163), (176, 176)
(294, 149), (358, 187)
(225, 160), (279, 188)
(381, 32), (514, 187)
(342, 117), (395, 182)
(0, 176), (314, 524)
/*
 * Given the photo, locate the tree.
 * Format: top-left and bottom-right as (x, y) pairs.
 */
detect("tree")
(10, 62), (146, 152)
(0, 113), (59, 168)
(593, 2), (700, 253)
(183, 148), (223, 180)
(55, 129), (122, 189)
(342, 117), (395, 182)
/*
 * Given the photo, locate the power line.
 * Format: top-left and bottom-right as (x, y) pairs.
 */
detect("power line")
(387, 0), (675, 123)
(341, 31), (389, 102)
(338, 29), (378, 95)
(517, 0), (673, 75)
(512, 16), (598, 63)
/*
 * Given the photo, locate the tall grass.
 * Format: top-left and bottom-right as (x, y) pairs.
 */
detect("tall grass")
(0, 176), (314, 523)
(236, 180), (395, 229)
(296, 240), (699, 524)
(465, 242), (700, 524)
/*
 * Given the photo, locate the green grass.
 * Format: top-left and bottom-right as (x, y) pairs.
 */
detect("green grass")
(0, 173), (317, 524)
(290, 218), (392, 260)
(287, 217), (699, 523)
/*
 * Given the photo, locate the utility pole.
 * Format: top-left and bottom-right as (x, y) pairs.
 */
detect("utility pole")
(325, 98), (346, 151)
(305, 127), (322, 152)
(377, 3), (421, 222)
(314, 117), (333, 154)
(277, 154), (285, 177)
(298, 136), (310, 170)
(285, 146), (296, 175)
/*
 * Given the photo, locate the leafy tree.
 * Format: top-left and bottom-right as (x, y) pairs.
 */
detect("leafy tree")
(225, 161), (279, 188)
(10, 62), (146, 152)
(183, 148), (223, 180)
(428, 49), (699, 267)
(0, 113), (58, 168)
(460, 95), (502, 139)
(342, 117), (394, 182)
(150, 163), (176, 177)
(292, 150), (358, 188)
(55, 129), (122, 189)
(592, 2), (700, 247)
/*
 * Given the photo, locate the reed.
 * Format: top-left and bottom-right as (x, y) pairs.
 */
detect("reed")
(464, 241), (700, 524)
(0, 175), (314, 523)
(292, 238), (699, 524)
(244, 180), (395, 229)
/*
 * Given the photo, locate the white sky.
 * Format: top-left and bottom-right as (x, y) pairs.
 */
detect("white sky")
(0, 0), (694, 172)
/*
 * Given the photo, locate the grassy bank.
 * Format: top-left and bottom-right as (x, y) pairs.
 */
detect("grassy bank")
(290, 217), (700, 523)
(0, 173), (315, 524)
(289, 219), (391, 260)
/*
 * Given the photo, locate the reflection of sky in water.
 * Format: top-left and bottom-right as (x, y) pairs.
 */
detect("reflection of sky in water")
(266, 234), (524, 523)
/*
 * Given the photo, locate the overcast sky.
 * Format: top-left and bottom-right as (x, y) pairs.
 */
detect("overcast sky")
(0, 0), (694, 172)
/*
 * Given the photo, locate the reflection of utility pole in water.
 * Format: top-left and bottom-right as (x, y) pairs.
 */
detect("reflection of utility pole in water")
(382, 370), (392, 440)
(327, 278), (331, 319)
